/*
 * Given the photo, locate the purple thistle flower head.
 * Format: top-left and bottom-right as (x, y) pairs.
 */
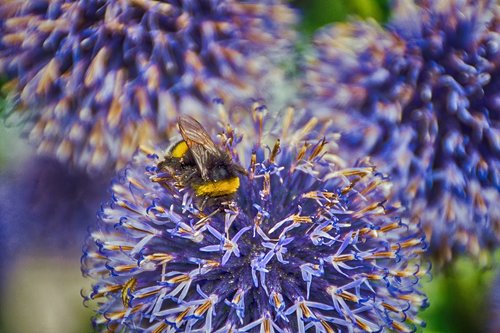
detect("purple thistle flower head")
(82, 102), (428, 332)
(0, 154), (110, 283)
(305, 0), (500, 264)
(305, 19), (421, 124)
(0, 0), (297, 171)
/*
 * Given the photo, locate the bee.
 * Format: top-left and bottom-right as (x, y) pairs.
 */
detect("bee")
(158, 116), (246, 206)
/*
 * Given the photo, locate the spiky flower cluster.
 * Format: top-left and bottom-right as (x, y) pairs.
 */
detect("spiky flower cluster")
(305, 0), (500, 263)
(0, 155), (109, 285)
(0, 0), (296, 171)
(305, 19), (420, 124)
(0, 156), (109, 256)
(82, 103), (428, 332)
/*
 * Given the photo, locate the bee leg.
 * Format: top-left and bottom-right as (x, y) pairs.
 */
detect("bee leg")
(183, 170), (197, 182)
(198, 196), (208, 211)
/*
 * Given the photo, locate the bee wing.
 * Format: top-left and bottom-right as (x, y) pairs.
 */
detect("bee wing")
(178, 116), (222, 180)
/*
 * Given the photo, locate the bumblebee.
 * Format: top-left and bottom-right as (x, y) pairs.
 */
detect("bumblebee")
(158, 116), (245, 205)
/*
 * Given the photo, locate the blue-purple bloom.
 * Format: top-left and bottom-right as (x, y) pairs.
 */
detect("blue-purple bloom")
(0, 155), (109, 282)
(0, 156), (109, 248)
(82, 102), (428, 332)
(305, 0), (500, 263)
(305, 19), (420, 124)
(0, 0), (296, 171)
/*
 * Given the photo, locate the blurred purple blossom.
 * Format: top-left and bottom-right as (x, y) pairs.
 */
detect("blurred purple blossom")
(305, 0), (500, 264)
(0, 155), (110, 274)
(0, 0), (297, 171)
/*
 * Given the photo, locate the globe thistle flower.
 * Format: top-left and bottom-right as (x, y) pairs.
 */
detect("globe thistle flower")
(305, 19), (421, 125)
(82, 102), (428, 332)
(305, 0), (500, 263)
(0, 154), (110, 261)
(0, 0), (297, 171)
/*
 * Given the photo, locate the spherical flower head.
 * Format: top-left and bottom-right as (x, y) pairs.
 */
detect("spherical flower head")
(82, 102), (428, 332)
(0, 155), (110, 256)
(0, 0), (297, 171)
(304, 0), (500, 263)
(0, 154), (110, 286)
(305, 19), (421, 125)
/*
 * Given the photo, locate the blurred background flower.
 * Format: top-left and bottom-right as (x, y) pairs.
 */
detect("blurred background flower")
(0, 155), (110, 257)
(82, 101), (428, 332)
(0, 0), (297, 171)
(0, 146), (110, 331)
(304, 0), (500, 265)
